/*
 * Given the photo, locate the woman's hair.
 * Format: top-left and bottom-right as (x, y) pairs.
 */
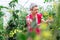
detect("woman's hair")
(30, 3), (38, 10)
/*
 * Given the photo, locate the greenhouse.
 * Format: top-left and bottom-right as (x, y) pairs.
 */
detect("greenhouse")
(0, 0), (60, 40)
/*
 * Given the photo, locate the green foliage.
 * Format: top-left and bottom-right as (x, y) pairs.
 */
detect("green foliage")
(18, 10), (28, 32)
(9, 0), (18, 8)
(44, 0), (54, 3)
(49, 2), (60, 30)
(6, 0), (28, 40)
(0, 17), (3, 30)
(0, 11), (4, 17)
(48, 2), (60, 40)
(0, 0), (60, 40)
(0, 6), (8, 10)
(12, 0), (18, 3)
(16, 32), (27, 40)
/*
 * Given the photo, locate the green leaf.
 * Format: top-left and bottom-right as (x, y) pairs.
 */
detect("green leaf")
(12, 0), (18, 3)
(0, 6), (8, 9)
(0, 12), (4, 17)
(9, 0), (18, 7)
(9, 1), (16, 7)
(16, 32), (27, 40)
(0, 18), (3, 30)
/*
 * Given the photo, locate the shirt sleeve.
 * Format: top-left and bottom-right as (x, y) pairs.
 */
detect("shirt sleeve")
(37, 13), (43, 24)
(26, 15), (31, 29)
(40, 13), (43, 19)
